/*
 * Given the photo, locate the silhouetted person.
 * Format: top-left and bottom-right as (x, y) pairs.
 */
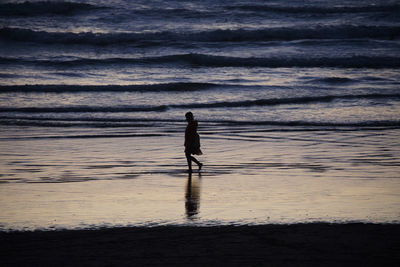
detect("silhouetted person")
(184, 111), (202, 173)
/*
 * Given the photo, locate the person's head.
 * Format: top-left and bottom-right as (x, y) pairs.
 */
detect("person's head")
(185, 111), (194, 122)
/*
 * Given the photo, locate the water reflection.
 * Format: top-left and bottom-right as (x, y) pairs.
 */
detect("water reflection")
(185, 173), (201, 219)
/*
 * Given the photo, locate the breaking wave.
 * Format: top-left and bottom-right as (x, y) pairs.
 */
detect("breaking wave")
(1, 25), (398, 45)
(0, 116), (399, 129)
(2, 54), (399, 68)
(0, 83), (222, 93)
(227, 3), (400, 14)
(313, 77), (355, 84)
(0, 93), (398, 113)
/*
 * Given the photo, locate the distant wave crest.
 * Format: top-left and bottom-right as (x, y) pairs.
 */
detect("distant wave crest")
(1, 25), (398, 45)
(0, 1), (102, 17)
(227, 3), (400, 14)
(0, 94), (398, 113)
(2, 54), (399, 68)
(0, 116), (399, 129)
(313, 77), (355, 84)
(2, 1), (398, 17)
(0, 83), (221, 93)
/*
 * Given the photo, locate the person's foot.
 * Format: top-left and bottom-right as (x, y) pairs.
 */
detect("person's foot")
(198, 163), (203, 171)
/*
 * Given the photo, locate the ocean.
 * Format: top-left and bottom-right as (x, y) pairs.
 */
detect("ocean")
(0, 0), (399, 230)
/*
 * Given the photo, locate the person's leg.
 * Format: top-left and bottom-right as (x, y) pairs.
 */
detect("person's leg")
(185, 152), (193, 172)
(191, 156), (200, 166)
(186, 152), (202, 172)
(190, 155), (202, 170)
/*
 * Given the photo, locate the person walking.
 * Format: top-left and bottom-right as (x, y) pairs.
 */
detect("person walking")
(184, 112), (203, 172)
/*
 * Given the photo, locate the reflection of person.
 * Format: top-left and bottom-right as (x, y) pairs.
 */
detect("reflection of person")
(185, 173), (201, 219)
(184, 111), (202, 173)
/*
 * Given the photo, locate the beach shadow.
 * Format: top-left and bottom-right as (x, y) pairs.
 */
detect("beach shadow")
(185, 172), (201, 220)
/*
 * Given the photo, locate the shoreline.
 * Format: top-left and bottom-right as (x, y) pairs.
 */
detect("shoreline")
(1, 223), (399, 266)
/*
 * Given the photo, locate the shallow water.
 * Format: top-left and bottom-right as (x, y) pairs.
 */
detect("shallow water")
(1, 128), (399, 230)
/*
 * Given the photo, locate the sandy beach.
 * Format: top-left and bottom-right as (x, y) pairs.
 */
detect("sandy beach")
(1, 131), (399, 230)
(1, 224), (399, 266)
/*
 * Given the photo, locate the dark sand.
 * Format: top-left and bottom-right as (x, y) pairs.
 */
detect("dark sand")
(1, 224), (399, 266)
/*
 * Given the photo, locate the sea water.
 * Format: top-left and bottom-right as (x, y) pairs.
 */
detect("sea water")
(0, 0), (399, 230)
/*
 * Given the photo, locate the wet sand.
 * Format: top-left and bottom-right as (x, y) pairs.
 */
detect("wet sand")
(1, 224), (399, 266)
